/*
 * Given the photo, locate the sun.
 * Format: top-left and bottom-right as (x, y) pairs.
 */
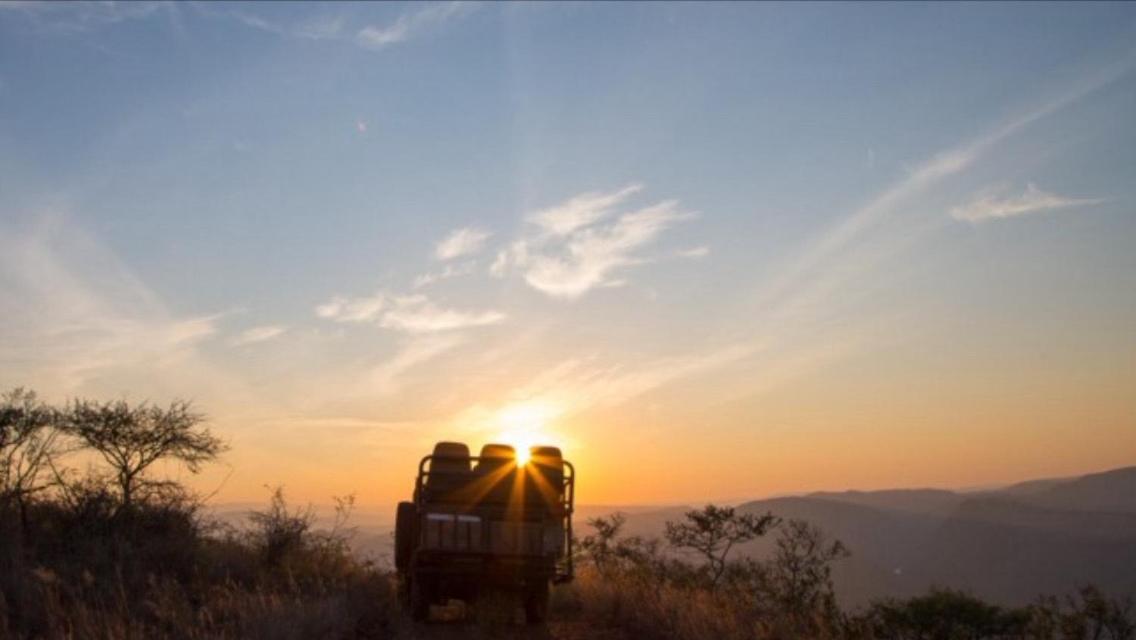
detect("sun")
(493, 401), (560, 466)
(515, 444), (532, 466)
(496, 428), (542, 466)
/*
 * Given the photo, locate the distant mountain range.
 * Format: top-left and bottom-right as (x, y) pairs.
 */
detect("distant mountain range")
(618, 466), (1136, 607)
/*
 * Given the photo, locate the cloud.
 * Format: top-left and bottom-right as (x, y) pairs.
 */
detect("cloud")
(518, 344), (754, 414)
(230, 325), (287, 347)
(198, 3), (473, 51)
(449, 343), (755, 436)
(950, 183), (1105, 223)
(751, 51), (1136, 317)
(529, 184), (644, 237)
(676, 246), (710, 259)
(356, 1), (476, 51)
(315, 291), (504, 333)
(369, 334), (465, 393)
(413, 260), (476, 288)
(379, 295), (505, 333)
(434, 227), (491, 261)
(315, 293), (386, 323)
(714, 54), (1136, 416)
(0, 1), (168, 33)
(489, 249), (510, 278)
(492, 185), (695, 298)
(356, 23), (408, 49)
(0, 213), (224, 393)
(191, 4), (345, 41)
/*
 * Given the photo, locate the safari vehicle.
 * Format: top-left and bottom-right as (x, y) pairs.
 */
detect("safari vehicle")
(394, 442), (576, 624)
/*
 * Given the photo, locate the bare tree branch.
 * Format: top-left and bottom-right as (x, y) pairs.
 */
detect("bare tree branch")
(62, 397), (227, 511)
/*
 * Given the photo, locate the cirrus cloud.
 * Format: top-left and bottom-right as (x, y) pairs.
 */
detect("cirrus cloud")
(950, 183), (1105, 223)
(434, 227), (491, 261)
(315, 291), (504, 334)
(490, 184), (696, 298)
(230, 325), (287, 346)
(356, 1), (476, 51)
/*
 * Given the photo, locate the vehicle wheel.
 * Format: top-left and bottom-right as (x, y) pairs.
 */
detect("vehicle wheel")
(409, 574), (432, 622)
(524, 582), (550, 625)
(394, 501), (416, 572)
(397, 574), (410, 607)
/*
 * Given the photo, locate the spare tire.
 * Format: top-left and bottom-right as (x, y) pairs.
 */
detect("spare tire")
(394, 501), (417, 572)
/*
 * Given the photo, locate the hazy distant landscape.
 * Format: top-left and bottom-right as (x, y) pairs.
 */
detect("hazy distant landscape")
(208, 465), (1136, 608)
(624, 466), (1136, 607)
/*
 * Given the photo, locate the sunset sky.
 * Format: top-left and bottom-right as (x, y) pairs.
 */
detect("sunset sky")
(1, 2), (1134, 506)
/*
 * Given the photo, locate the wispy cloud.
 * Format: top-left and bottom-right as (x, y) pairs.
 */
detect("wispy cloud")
(196, 2), (473, 50)
(380, 295), (504, 333)
(0, 213), (225, 394)
(315, 294), (386, 323)
(356, 1), (477, 51)
(519, 344), (754, 414)
(751, 51), (1136, 317)
(186, 2), (348, 42)
(230, 325), (287, 347)
(0, 1), (168, 33)
(370, 334), (465, 394)
(413, 260), (476, 288)
(450, 343), (755, 437)
(676, 245), (710, 259)
(950, 183), (1105, 223)
(315, 291), (504, 333)
(434, 227), (491, 261)
(529, 184), (644, 237)
(492, 185), (696, 298)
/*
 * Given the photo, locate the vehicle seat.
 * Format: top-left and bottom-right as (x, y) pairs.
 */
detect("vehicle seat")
(425, 441), (471, 500)
(526, 446), (565, 512)
(474, 443), (516, 504)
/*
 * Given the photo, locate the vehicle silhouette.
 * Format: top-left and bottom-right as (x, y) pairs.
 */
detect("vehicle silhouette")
(394, 442), (576, 624)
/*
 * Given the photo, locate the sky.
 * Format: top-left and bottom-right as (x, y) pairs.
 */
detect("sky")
(1, 2), (1134, 507)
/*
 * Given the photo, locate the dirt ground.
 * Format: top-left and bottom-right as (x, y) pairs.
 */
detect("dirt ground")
(388, 601), (628, 640)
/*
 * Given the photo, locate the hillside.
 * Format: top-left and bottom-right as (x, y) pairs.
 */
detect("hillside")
(612, 465), (1136, 607)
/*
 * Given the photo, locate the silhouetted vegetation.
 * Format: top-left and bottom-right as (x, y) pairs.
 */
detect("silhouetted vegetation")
(62, 397), (225, 511)
(564, 507), (1133, 640)
(665, 504), (781, 589)
(0, 390), (393, 639)
(853, 586), (1135, 640)
(567, 507), (848, 638)
(2, 388), (1133, 638)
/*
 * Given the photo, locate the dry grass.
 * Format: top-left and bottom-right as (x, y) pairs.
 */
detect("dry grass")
(551, 568), (764, 640)
(3, 552), (400, 640)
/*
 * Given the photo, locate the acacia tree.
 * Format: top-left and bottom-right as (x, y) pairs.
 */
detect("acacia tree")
(581, 513), (666, 579)
(0, 388), (65, 529)
(63, 398), (225, 510)
(580, 513), (627, 577)
(665, 504), (780, 588)
(763, 519), (849, 629)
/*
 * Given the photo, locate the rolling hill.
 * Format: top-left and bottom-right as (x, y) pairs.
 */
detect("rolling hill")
(618, 466), (1136, 607)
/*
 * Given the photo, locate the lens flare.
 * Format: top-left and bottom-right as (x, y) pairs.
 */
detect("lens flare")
(493, 401), (560, 466)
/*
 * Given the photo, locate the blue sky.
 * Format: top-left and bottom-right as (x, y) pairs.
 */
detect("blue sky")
(2, 2), (1134, 503)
